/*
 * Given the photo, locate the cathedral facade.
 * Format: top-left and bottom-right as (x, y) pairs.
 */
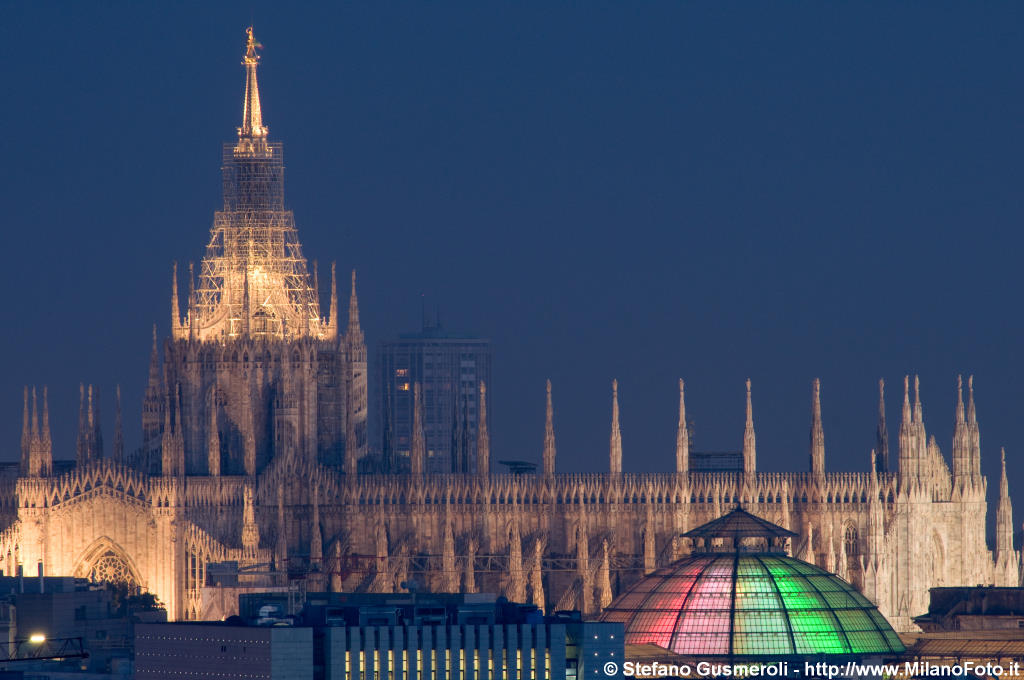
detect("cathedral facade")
(4, 31), (1018, 630)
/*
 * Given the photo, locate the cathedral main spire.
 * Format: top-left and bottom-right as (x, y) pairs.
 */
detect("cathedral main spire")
(181, 28), (327, 342)
(239, 27), (268, 142)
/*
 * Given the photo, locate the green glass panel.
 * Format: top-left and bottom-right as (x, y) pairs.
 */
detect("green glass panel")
(734, 632), (793, 655)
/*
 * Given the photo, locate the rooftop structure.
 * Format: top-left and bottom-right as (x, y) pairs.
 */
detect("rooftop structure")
(913, 586), (1024, 632)
(137, 592), (623, 680)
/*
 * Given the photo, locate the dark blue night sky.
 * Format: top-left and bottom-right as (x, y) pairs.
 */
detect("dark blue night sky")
(2, 3), (1023, 522)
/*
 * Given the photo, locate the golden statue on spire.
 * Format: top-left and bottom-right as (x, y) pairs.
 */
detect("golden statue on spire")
(244, 26), (262, 63)
(239, 26), (267, 141)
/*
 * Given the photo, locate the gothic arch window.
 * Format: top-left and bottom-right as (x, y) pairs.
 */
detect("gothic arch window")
(74, 538), (142, 591)
(844, 524), (859, 558)
(88, 551), (136, 588)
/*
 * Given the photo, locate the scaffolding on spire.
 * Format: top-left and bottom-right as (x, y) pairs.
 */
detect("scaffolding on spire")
(182, 27), (328, 343)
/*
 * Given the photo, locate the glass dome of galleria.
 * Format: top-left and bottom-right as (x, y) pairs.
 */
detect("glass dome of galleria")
(600, 509), (905, 658)
(601, 553), (905, 657)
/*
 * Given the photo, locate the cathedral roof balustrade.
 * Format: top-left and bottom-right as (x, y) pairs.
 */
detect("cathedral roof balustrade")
(182, 476), (246, 509)
(42, 459), (148, 510)
(235, 468), (904, 513)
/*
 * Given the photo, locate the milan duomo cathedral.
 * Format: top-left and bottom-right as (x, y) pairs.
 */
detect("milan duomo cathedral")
(5, 30), (1020, 631)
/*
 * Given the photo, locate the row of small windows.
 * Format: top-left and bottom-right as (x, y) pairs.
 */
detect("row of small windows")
(337, 646), (552, 680)
(352, 493), (881, 507)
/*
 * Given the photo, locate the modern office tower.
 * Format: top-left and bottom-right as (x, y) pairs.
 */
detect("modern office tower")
(377, 318), (492, 474)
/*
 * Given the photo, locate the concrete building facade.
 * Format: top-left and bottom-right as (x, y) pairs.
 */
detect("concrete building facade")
(377, 321), (492, 474)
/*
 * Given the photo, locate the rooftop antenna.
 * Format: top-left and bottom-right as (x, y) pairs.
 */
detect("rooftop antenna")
(421, 293), (427, 331)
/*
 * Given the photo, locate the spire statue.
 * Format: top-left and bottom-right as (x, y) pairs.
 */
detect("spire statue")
(898, 375), (917, 484)
(967, 375), (982, 483)
(171, 262), (180, 332)
(530, 538), (546, 612)
(410, 382), (425, 475)
(676, 379), (689, 474)
(76, 383), (86, 466)
(506, 521), (526, 604)
(344, 270), (367, 467)
(30, 387), (37, 442)
(39, 386), (51, 476)
(476, 381), (490, 476)
(347, 270), (363, 345)
(952, 375), (969, 489)
(810, 378), (825, 476)
(876, 379), (889, 473)
(328, 262), (338, 336)
(576, 520), (591, 614)
(598, 539), (613, 610)
(743, 379), (756, 476)
(609, 379), (622, 475)
(993, 447), (1018, 586)
(442, 520), (457, 593)
(913, 375), (929, 481)
(464, 538), (478, 594)
(20, 386), (51, 477)
(543, 380), (556, 477)
(91, 385), (103, 461)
